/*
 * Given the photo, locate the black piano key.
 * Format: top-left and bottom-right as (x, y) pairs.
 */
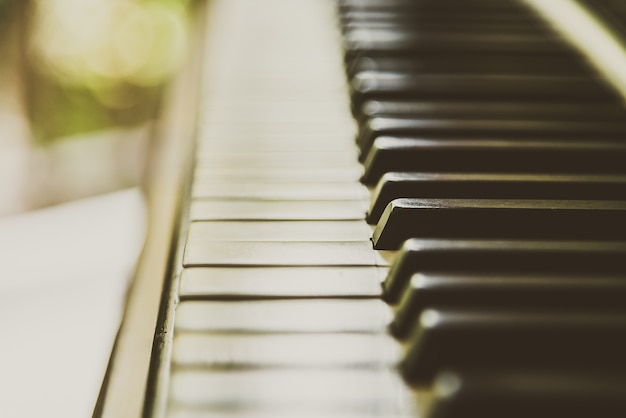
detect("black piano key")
(358, 100), (626, 122)
(354, 115), (626, 152)
(358, 133), (626, 170)
(350, 72), (612, 98)
(425, 369), (626, 418)
(367, 173), (626, 223)
(360, 137), (626, 174)
(339, 2), (532, 14)
(358, 115), (626, 140)
(341, 21), (548, 36)
(341, 19), (549, 34)
(344, 34), (573, 66)
(391, 271), (626, 339)
(340, 11), (541, 34)
(348, 54), (591, 79)
(382, 238), (626, 303)
(350, 73), (615, 115)
(400, 308), (626, 384)
(337, 0), (626, 411)
(339, 0), (530, 13)
(373, 198), (626, 250)
(340, 13), (553, 42)
(347, 57), (590, 82)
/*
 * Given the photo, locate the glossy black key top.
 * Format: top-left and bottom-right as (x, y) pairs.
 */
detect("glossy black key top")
(356, 118), (626, 158)
(425, 369), (626, 418)
(358, 100), (625, 122)
(341, 17), (549, 34)
(383, 238), (626, 303)
(341, 20), (548, 35)
(343, 32), (569, 65)
(340, 3), (534, 18)
(339, 0), (529, 12)
(373, 198), (626, 250)
(391, 271), (626, 338)
(348, 54), (590, 79)
(361, 137), (626, 174)
(367, 173), (626, 223)
(350, 73), (617, 114)
(400, 308), (626, 384)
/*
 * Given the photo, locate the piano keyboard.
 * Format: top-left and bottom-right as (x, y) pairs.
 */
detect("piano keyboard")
(148, 0), (626, 417)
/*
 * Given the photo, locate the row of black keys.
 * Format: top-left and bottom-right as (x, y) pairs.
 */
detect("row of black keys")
(339, 1), (626, 417)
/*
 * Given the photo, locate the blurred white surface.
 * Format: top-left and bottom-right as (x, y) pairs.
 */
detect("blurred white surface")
(0, 188), (146, 417)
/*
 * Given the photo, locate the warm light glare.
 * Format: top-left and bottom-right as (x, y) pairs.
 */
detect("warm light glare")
(525, 0), (626, 101)
(30, 0), (188, 91)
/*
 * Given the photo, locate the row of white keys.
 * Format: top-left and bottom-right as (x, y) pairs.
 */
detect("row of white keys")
(166, 0), (419, 417)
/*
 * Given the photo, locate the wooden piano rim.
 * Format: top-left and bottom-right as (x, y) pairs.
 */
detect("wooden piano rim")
(92, 2), (208, 417)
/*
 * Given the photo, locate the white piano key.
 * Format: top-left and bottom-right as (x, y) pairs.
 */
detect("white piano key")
(174, 299), (392, 333)
(169, 368), (417, 414)
(202, 101), (350, 116)
(193, 167), (362, 183)
(178, 266), (386, 298)
(183, 241), (386, 267)
(187, 221), (371, 242)
(167, 408), (419, 418)
(158, 0), (420, 415)
(195, 152), (359, 169)
(192, 182), (369, 200)
(189, 200), (368, 221)
(199, 121), (354, 137)
(172, 332), (401, 368)
(197, 136), (358, 152)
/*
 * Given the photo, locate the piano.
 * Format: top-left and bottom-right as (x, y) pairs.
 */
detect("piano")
(94, 0), (626, 417)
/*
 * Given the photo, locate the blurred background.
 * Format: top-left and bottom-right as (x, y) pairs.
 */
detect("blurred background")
(0, 1), (196, 416)
(0, 0), (193, 213)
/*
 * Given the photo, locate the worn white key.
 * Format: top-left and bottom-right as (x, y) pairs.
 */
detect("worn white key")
(189, 200), (368, 221)
(187, 221), (371, 242)
(183, 241), (385, 267)
(172, 333), (401, 368)
(174, 299), (392, 333)
(178, 266), (385, 299)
